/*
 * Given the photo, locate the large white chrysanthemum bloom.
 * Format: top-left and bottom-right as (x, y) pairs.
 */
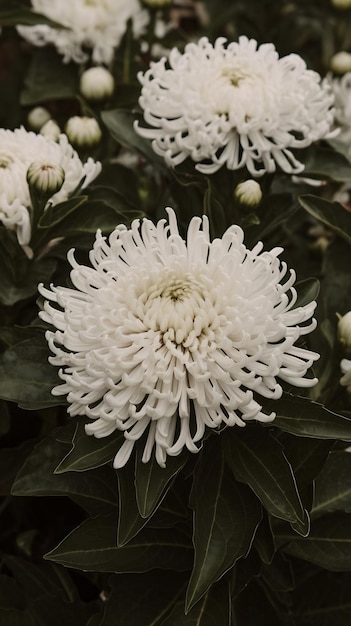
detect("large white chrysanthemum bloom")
(39, 209), (319, 469)
(135, 36), (335, 176)
(17, 0), (149, 65)
(0, 127), (101, 247)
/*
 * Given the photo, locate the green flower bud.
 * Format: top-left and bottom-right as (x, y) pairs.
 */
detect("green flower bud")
(80, 66), (115, 102)
(65, 116), (102, 148)
(27, 161), (65, 195)
(234, 180), (263, 207)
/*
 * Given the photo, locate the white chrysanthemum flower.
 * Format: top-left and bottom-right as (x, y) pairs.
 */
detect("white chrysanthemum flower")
(17, 0), (149, 65)
(0, 127), (101, 247)
(341, 358), (351, 391)
(39, 208), (319, 469)
(135, 36), (335, 177)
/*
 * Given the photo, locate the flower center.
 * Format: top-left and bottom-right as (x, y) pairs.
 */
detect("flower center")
(0, 155), (13, 169)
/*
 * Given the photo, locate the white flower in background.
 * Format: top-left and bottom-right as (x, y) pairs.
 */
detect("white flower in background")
(338, 311), (351, 353)
(39, 208), (319, 469)
(65, 116), (102, 148)
(80, 66), (115, 101)
(40, 119), (61, 142)
(0, 127), (101, 248)
(340, 358), (351, 391)
(27, 106), (51, 131)
(234, 180), (262, 207)
(17, 0), (149, 65)
(330, 51), (351, 74)
(135, 36), (335, 176)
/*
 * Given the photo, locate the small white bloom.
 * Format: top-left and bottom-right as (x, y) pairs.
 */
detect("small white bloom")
(39, 208), (319, 469)
(66, 116), (102, 148)
(135, 37), (335, 177)
(234, 180), (262, 207)
(330, 51), (351, 74)
(0, 127), (101, 247)
(17, 0), (149, 65)
(340, 358), (351, 391)
(332, 0), (351, 9)
(27, 106), (51, 131)
(80, 66), (115, 101)
(337, 311), (351, 353)
(27, 161), (65, 195)
(40, 119), (61, 142)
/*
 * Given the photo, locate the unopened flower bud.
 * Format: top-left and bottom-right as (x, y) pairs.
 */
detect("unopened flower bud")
(330, 51), (351, 74)
(65, 116), (102, 148)
(27, 162), (65, 195)
(80, 66), (115, 102)
(27, 106), (51, 131)
(40, 119), (61, 142)
(338, 311), (351, 353)
(234, 180), (263, 207)
(332, 0), (351, 8)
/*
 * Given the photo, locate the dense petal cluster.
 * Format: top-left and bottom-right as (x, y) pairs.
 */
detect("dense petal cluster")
(17, 0), (149, 65)
(0, 127), (101, 247)
(331, 72), (351, 144)
(135, 36), (335, 176)
(39, 209), (319, 469)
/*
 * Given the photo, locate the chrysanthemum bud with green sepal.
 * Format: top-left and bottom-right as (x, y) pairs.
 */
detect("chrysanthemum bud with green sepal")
(27, 162), (65, 196)
(234, 180), (262, 207)
(337, 311), (351, 353)
(80, 66), (115, 102)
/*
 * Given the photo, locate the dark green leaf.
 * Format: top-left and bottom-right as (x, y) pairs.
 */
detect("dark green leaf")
(269, 393), (351, 441)
(294, 278), (320, 309)
(21, 48), (78, 106)
(135, 449), (188, 519)
(86, 186), (142, 217)
(225, 428), (304, 525)
(297, 571), (351, 625)
(12, 434), (117, 513)
(0, 334), (65, 409)
(261, 552), (294, 592)
(97, 571), (186, 626)
(45, 516), (193, 573)
(231, 550), (261, 600)
(117, 463), (148, 547)
(0, 228), (57, 306)
(312, 451), (351, 517)
(37, 196), (88, 229)
(300, 147), (351, 182)
(186, 441), (261, 612)
(282, 513), (351, 571)
(163, 577), (231, 625)
(299, 195), (351, 245)
(55, 421), (124, 473)
(0, 440), (35, 495)
(0, 6), (63, 26)
(101, 109), (166, 167)
(252, 515), (276, 565)
(281, 435), (332, 487)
